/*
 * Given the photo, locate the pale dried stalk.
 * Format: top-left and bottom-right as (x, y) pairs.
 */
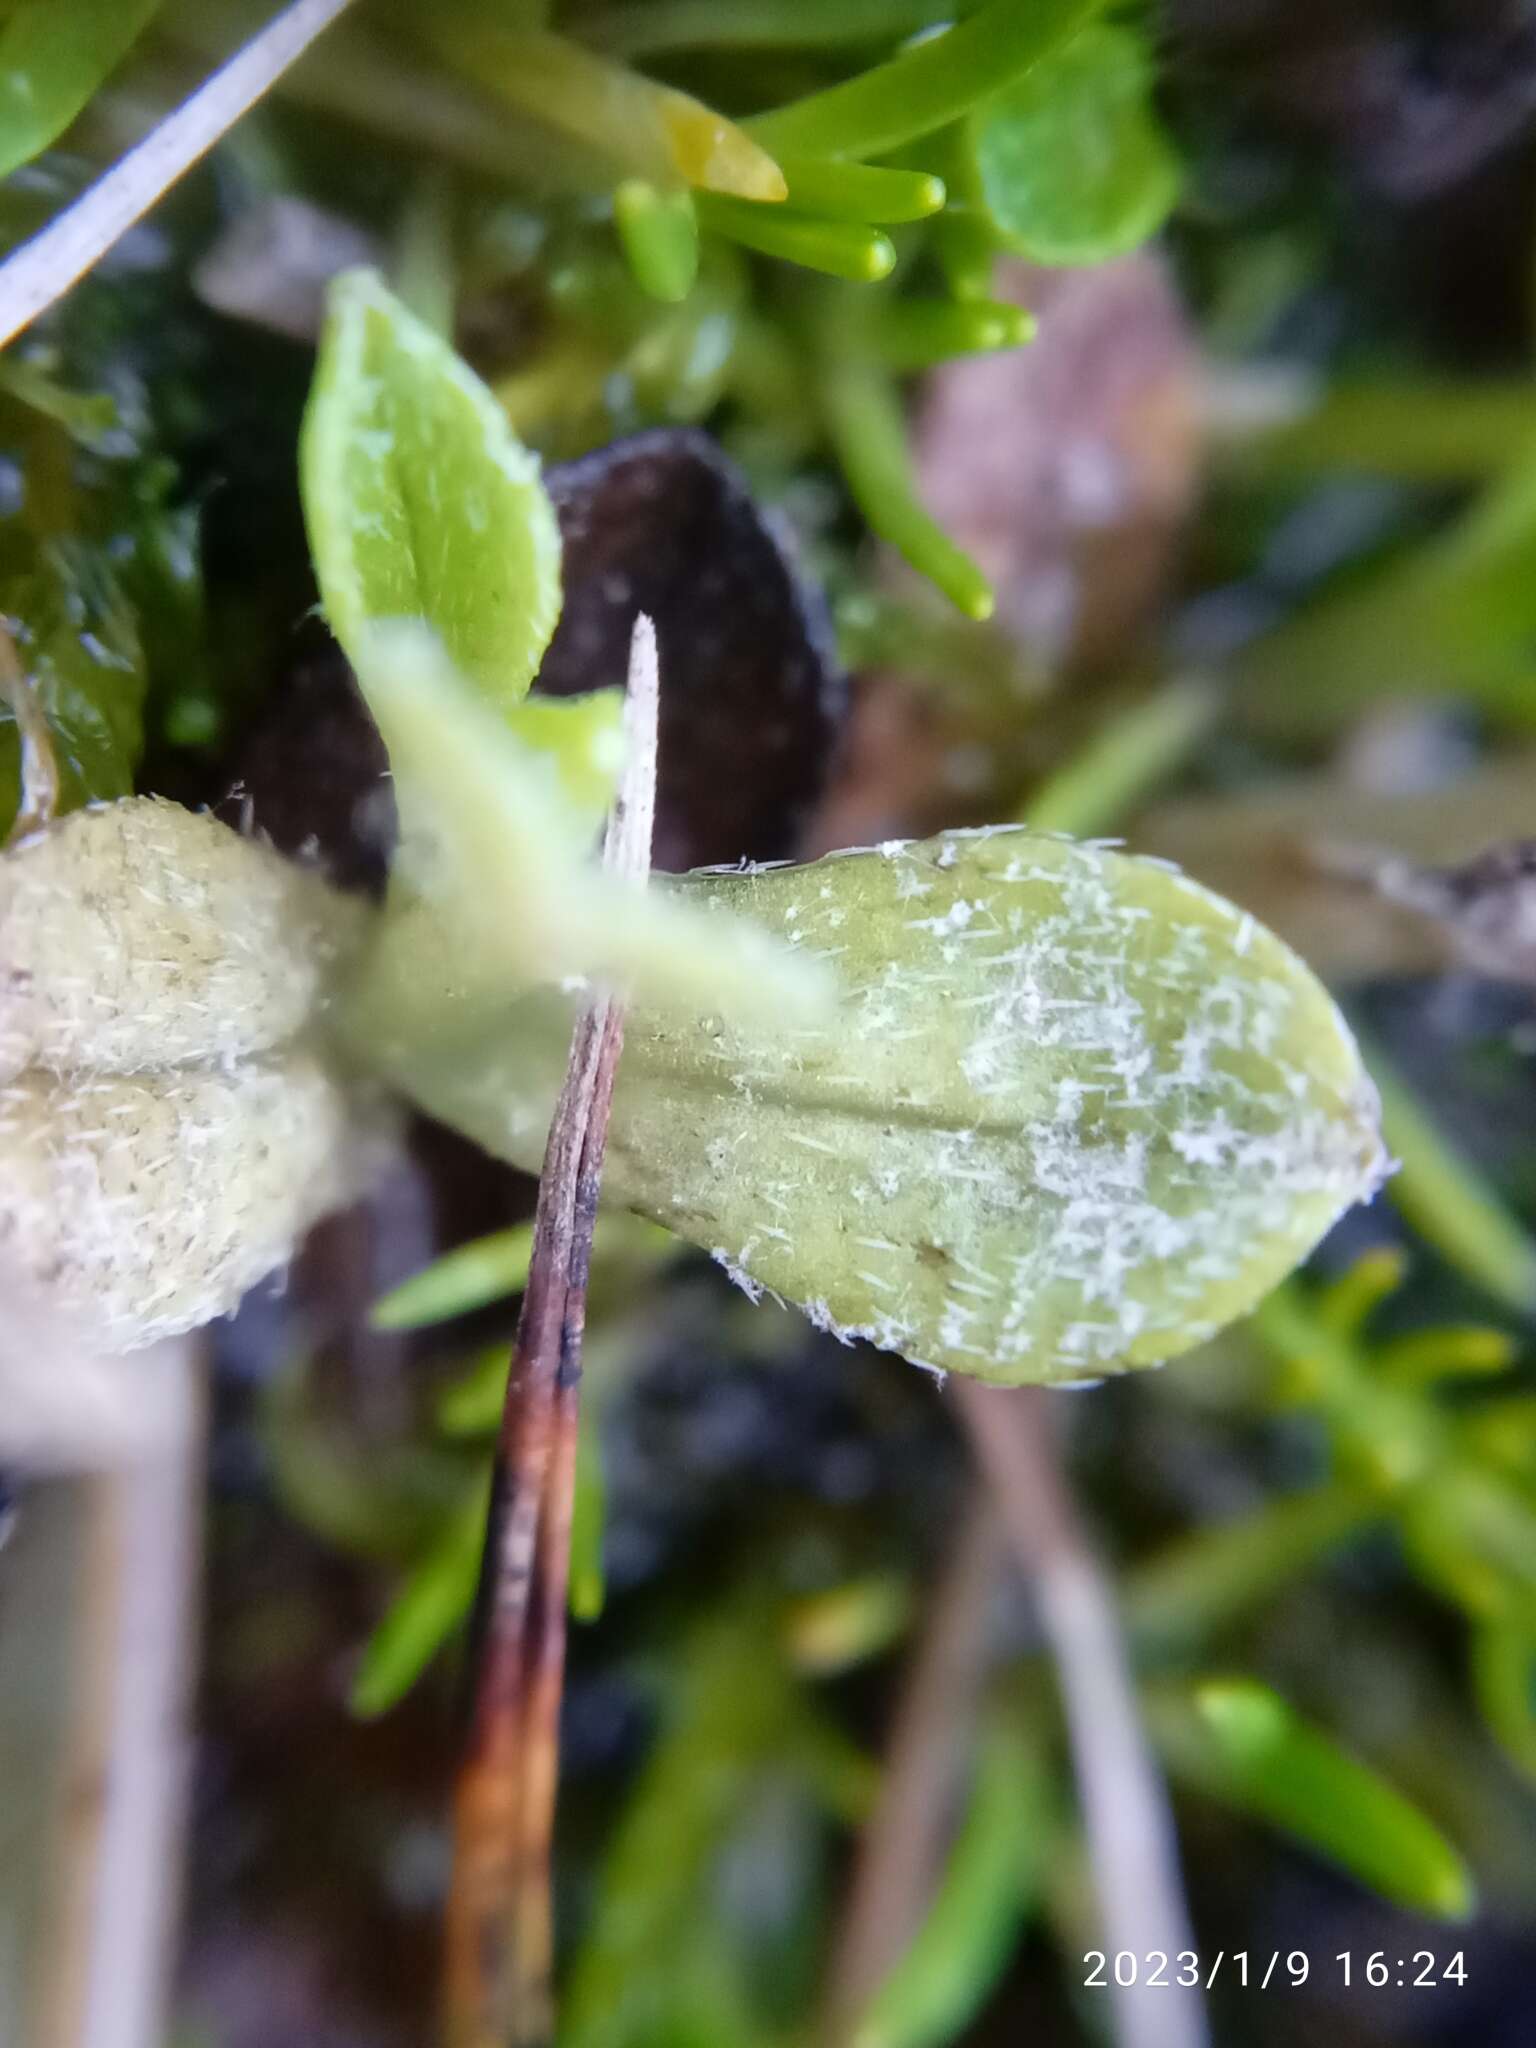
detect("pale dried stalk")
(820, 1500), (1006, 2045)
(0, 0), (358, 352)
(444, 617), (659, 2048)
(0, 622), (59, 847)
(953, 1379), (1208, 2048)
(18, 1339), (203, 2048)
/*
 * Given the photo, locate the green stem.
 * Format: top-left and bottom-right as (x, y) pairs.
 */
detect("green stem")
(1232, 378), (1536, 482)
(1021, 678), (1218, 837)
(392, 167), (456, 337)
(1126, 1482), (1377, 1662)
(698, 193), (894, 280)
(1364, 1035), (1536, 1316)
(867, 295), (1033, 370)
(746, 0), (1105, 160)
(584, 0), (981, 56)
(778, 154), (945, 222)
(614, 179), (700, 301)
(820, 358), (993, 617)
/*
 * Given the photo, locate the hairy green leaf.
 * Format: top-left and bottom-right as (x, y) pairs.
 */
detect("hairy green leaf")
(301, 269), (562, 719)
(407, 828), (1384, 1383)
(0, 0), (162, 183)
(966, 20), (1181, 266)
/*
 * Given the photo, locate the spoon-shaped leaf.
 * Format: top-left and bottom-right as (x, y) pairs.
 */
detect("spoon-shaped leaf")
(405, 829), (1386, 1383)
(301, 268), (562, 720)
(0, 0), (162, 181)
(964, 20), (1181, 267)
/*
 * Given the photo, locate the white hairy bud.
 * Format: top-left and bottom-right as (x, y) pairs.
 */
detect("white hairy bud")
(0, 795), (354, 1080)
(0, 798), (366, 1368)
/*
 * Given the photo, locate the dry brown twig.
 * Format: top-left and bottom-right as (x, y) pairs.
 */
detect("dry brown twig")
(444, 615), (659, 2048)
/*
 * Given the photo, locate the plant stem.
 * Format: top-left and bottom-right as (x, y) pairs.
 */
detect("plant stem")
(0, 0), (358, 352)
(0, 621), (60, 846)
(953, 1380), (1209, 2048)
(698, 194), (894, 280)
(1021, 677), (1219, 837)
(583, 0), (978, 57)
(392, 168), (456, 339)
(777, 156), (946, 223)
(443, 619), (659, 2048)
(868, 296), (1034, 372)
(10, 1341), (203, 2048)
(819, 1500), (1006, 2043)
(820, 358), (994, 618)
(614, 180), (700, 303)
(1364, 1033), (1536, 1316)
(746, 0), (1104, 160)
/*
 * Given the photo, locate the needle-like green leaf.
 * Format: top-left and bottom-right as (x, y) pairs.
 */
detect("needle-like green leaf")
(1160, 1678), (1476, 1921)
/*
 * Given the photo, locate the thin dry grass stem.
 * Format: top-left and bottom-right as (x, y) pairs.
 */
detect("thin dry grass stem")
(0, 0), (358, 353)
(952, 1378), (1209, 2048)
(444, 616), (659, 2048)
(820, 1498), (1006, 2046)
(0, 622), (59, 847)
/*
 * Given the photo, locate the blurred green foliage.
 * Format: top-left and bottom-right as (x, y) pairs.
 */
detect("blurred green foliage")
(7, 5), (1536, 2046)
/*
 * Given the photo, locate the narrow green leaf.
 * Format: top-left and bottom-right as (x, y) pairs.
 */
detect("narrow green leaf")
(698, 196), (895, 282)
(349, 1478), (489, 1718)
(0, 0), (163, 182)
(301, 268), (562, 720)
(411, 827), (1386, 1384)
(1021, 678), (1217, 837)
(411, 20), (786, 201)
(1128, 1484), (1377, 1661)
(0, 540), (146, 836)
(783, 1574), (911, 1676)
(562, 1611), (812, 2048)
(392, 168), (457, 338)
(857, 1711), (1047, 2048)
(965, 20), (1181, 266)
(1162, 1678), (1476, 1921)
(571, 1406), (607, 1622)
(378, 1208), (671, 1334)
(1367, 1036), (1536, 1316)
(747, 0), (1105, 162)
(777, 158), (946, 224)
(587, 0), (981, 57)
(820, 360), (994, 618)
(372, 1223), (536, 1331)
(868, 298), (1035, 374)
(437, 1343), (513, 1436)
(1471, 1618), (1536, 1789)
(0, 357), (119, 447)
(615, 180), (700, 303)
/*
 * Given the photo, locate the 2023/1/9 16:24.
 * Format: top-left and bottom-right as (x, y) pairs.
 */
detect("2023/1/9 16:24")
(1082, 1951), (1469, 1990)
